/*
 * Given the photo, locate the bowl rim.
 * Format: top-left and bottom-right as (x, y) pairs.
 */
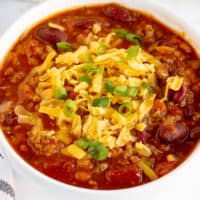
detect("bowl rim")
(0, 0), (199, 195)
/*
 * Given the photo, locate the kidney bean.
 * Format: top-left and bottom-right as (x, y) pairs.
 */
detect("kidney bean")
(74, 18), (99, 29)
(190, 126), (200, 139)
(103, 4), (134, 22)
(106, 165), (142, 185)
(157, 123), (189, 143)
(173, 86), (186, 104)
(183, 104), (194, 118)
(36, 27), (67, 45)
(152, 99), (167, 117)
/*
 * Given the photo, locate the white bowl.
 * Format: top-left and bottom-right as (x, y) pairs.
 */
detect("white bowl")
(0, 0), (200, 199)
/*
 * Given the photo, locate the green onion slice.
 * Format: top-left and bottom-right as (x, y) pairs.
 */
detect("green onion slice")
(118, 102), (133, 115)
(54, 87), (68, 100)
(82, 63), (104, 74)
(87, 67), (104, 74)
(82, 63), (97, 70)
(96, 44), (107, 55)
(63, 99), (77, 117)
(56, 41), (72, 51)
(113, 28), (143, 45)
(92, 97), (109, 107)
(112, 28), (129, 38)
(85, 52), (92, 63)
(127, 86), (139, 98)
(126, 33), (144, 45)
(104, 81), (115, 93)
(88, 141), (108, 161)
(125, 45), (140, 61)
(79, 75), (91, 84)
(142, 82), (154, 93)
(76, 138), (91, 150)
(113, 85), (128, 97)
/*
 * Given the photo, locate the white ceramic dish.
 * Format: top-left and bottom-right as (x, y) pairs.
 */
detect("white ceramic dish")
(0, 0), (200, 199)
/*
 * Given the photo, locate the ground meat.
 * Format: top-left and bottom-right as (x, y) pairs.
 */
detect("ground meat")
(1, 112), (18, 126)
(10, 71), (25, 84)
(98, 162), (109, 172)
(28, 132), (58, 156)
(28, 73), (39, 87)
(4, 67), (14, 76)
(18, 83), (34, 104)
(77, 159), (93, 170)
(180, 90), (194, 107)
(75, 171), (91, 183)
(155, 45), (175, 55)
(152, 99), (167, 118)
(144, 24), (155, 44)
(155, 161), (177, 176)
(156, 63), (170, 83)
(110, 147), (123, 158)
(26, 39), (47, 66)
(123, 143), (135, 159)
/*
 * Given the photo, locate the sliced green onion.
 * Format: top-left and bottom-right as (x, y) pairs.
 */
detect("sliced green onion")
(126, 33), (144, 45)
(56, 41), (72, 51)
(82, 63), (97, 70)
(92, 97), (109, 107)
(113, 85), (128, 97)
(77, 138), (109, 161)
(127, 86), (139, 98)
(63, 99), (77, 117)
(88, 141), (108, 161)
(87, 67), (104, 74)
(104, 81), (115, 93)
(96, 44), (107, 55)
(120, 46), (140, 62)
(142, 82), (154, 93)
(54, 87), (68, 100)
(79, 75), (91, 84)
(118, 102), (133, 115)
(125, 45), (140, 61)
(76, 138), (91, 150)
(113, 28), (143, 45)
(85, 52), (92, 63)
(112, 28), (129, 38)
(82, 63), (103, 74)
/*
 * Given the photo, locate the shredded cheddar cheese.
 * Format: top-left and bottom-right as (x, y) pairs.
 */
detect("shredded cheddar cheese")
(14, 24), (184, 157)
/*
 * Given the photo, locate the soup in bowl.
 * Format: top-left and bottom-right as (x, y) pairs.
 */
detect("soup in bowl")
(0, 0), (199, 198)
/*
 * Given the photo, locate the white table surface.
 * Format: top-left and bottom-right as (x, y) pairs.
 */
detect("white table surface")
(0, 0), (200, 200)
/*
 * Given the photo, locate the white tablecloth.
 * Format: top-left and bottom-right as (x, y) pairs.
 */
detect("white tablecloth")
(0, 0), (200, 200)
